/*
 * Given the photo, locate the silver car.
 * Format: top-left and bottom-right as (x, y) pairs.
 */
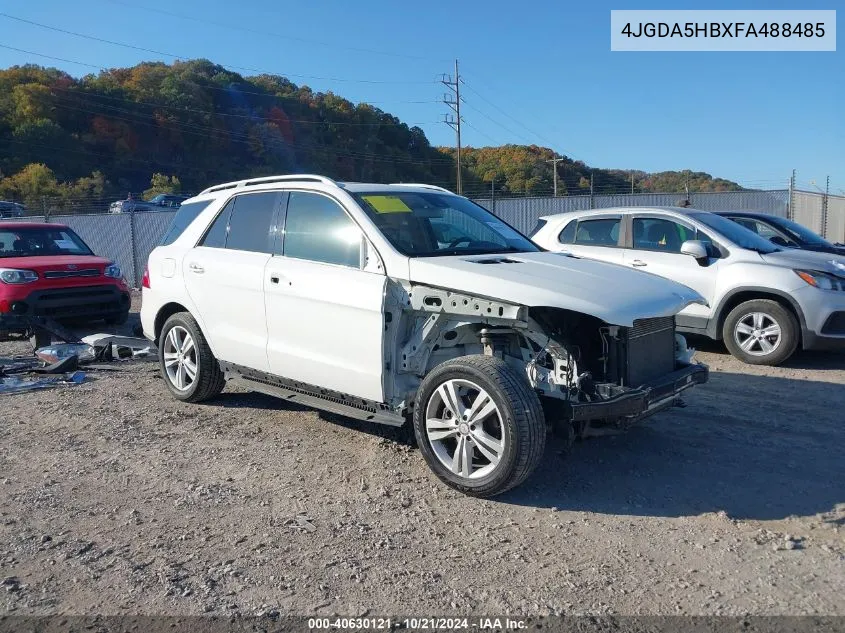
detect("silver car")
(531, 206), (845, 365)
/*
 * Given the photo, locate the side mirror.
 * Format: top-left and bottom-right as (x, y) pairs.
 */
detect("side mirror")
(680, 240), (709, 260)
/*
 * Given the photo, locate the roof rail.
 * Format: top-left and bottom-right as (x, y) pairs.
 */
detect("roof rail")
(389, 183), (453, 193)
(199, 174), (338, 195)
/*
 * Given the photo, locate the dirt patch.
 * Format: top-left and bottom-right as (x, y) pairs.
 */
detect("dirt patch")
(1, 301), (843, 616)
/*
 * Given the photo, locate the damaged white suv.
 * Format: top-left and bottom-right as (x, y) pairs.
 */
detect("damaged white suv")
(141, 175), (708, 497)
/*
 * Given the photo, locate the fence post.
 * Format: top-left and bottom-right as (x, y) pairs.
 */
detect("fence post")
(821, 176), (830, 240)
(787, 169), (795, 220)
(128, 210), (139, 288)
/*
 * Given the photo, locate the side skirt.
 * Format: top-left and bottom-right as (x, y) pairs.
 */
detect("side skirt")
(219, 361), (406, 428)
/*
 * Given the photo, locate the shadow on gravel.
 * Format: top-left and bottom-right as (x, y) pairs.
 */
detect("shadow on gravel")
(503, 370), (845, 521)
(686, 334), (845, 370)
(208, 391), (415, 445)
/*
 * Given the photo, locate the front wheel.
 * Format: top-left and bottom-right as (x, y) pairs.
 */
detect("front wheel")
(413, 355), (546, 497)
(158, 312), (225, 402)
(722, 299), (799, 366)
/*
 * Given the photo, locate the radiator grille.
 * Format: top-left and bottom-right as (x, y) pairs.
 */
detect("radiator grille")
(625, 317), (676, 386)
(629, 316), (674, 338)
(43, 268), (100, 279)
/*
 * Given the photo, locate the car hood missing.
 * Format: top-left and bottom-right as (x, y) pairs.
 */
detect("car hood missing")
(408, 251), (706, 326)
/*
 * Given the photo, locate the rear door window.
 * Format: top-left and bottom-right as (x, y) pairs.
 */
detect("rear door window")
(224, 192), (280, 254)
(573, 218), (620, 246)
(558, 220), (577, 244)
(160, 199), (213, 246)
(199, 200), (234, 248)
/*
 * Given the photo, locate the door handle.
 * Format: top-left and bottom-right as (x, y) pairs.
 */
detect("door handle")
(269, 272), (289, 285)
(188, 262), (204, 273)
(631, 260), (648, 267)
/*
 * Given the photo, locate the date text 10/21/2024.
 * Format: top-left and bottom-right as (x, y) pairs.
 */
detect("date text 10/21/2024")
(307, 617), (528, 630)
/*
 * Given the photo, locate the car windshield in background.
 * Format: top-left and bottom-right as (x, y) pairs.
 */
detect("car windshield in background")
(770, 216), (833, 247)
(0, 227), (93, 257)
(353, 192), (540, 257)
(690, 212), (781, 254)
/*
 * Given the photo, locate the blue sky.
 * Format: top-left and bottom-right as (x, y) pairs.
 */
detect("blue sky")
(0, 0), (841, 191)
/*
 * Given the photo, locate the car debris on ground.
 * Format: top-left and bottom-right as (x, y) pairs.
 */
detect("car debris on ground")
(0, 319), (156, 395)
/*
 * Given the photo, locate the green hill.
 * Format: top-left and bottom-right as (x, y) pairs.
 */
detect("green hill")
(0, 59), (741, 211)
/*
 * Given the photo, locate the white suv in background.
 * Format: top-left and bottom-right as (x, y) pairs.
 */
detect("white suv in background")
(141, 177), (708, 497)
(531, 207), (845, 365)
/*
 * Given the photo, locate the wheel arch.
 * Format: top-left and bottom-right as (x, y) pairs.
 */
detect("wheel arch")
(709, 287), (806, 342)
(155, 302), (196, 342)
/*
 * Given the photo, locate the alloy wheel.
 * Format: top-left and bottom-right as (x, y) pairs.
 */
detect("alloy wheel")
(733, 311), (782, 357)
(162, 325), (198, 391)
(424, 378), (505, 480)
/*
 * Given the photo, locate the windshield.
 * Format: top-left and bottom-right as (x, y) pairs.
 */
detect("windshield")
(0, 226), (93, 257)
(769, 216), (833, 247)
(353, 191), (540, 257)
(689, 212), (782, 254)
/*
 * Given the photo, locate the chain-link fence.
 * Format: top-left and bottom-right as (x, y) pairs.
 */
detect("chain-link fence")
(474, 189), (793, 234)
(3, 188), (843, 288)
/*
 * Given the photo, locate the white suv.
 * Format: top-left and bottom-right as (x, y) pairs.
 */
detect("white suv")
(531, 207), (845, 365)
(141, 176), (708, 496)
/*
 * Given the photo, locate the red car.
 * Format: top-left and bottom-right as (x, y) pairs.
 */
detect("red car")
(0, 222), (131, 336)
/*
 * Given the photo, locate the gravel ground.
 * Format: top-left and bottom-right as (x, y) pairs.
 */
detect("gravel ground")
(1, 294), (843, 617)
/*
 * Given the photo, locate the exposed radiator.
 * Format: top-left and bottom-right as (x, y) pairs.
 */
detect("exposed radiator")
(607, 317), (676, 387)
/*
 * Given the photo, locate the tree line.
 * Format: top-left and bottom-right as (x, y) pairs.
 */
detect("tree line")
(0, 59), (741, 212)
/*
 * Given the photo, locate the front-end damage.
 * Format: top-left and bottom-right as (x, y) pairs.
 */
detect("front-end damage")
(386, 281), (708, 437)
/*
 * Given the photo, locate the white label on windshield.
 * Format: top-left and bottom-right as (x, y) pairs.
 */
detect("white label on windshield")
(485, 221), (524, 241)
(54, 239), (77, 250)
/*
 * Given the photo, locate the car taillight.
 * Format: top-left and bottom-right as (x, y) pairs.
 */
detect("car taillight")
(142, 266), (151, 289)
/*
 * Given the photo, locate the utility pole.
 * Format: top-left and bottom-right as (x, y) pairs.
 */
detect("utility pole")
(490, 176), (495, 214)
(546, 156), (566, 197)
(589, 172), (594, 209)
(442, 59), (462, 195)
(630, 171), (635, 194)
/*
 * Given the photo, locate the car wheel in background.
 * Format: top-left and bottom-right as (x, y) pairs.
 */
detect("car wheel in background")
(413, 355), (546, 497)
(158, 312), (225, 402)
(722, 299), (799, 366)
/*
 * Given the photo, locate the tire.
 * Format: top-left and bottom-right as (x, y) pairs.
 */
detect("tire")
(722, 299), (799, 366)
(158, 312), (225, 402)
(413, 355), (546, 497)
(105, 310), (129, 326)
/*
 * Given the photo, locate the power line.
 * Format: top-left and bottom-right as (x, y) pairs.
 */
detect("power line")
(0, 44), (102, 69)
(49, 87), (437, 127)
(0, 44), (441, 108)
(461, 120), (501, 146)
(461, 72), (582, 161)
(0, 13), (438, 85)
(459, 100), (526, 143)
(99, 0), (451, 62)
(16, 100), (456, 166)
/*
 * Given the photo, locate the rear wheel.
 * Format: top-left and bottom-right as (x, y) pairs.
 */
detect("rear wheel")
(159, 312), (225, 402)
(413, 355), (546, 497)
(722, 299), (799, 366)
